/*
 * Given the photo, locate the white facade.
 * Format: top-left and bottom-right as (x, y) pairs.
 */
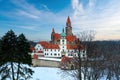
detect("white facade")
(43, 49), (61, 58)
(35, 44), (44, 53)
(33, 41), (87, 59)
(60, 35), (67, 55)
(33, 32), (86, 59)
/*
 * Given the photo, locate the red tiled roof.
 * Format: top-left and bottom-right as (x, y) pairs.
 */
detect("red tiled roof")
(38, 41), (49, 48)
(61, 56), (73, 63)
(38, 41), (60, 49)
(38, 50), (43, 53)
(44, 44), (60, 49)
(66, 36), (76, 42)
(67, 44), (85, 50)
(66, 16), (71, 24)
(67, 45), (78, 49)
(33, 54), (38, 59)
(54, 33), (60, 40)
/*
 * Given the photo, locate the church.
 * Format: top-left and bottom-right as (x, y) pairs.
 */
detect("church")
(32, 16), (86, 59)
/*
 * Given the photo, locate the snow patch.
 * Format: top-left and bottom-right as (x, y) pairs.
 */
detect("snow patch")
(38, 57), (61, 61)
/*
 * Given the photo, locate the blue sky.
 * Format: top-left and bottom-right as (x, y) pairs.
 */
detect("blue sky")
(0, 0), (120, 41)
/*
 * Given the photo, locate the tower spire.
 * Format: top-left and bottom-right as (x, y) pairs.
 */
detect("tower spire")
(66, 16), (72, 36)
(67, 16), (71, 23)
(52, 28), (55, 33)
(62, 28), (64, 33)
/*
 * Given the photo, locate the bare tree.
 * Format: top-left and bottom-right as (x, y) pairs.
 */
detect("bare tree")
(61, 30), (120, 80)
(61, 30), (96, 80)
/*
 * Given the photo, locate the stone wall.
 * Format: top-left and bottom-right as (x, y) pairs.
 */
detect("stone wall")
(32, 59), (60, 68)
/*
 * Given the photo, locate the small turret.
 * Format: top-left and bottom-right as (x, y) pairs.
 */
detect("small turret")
(52, 28), (55, 33)
(61, 28), (66, 37)
(51, 28), (55, 43)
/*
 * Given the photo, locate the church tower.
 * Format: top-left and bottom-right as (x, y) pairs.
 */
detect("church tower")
(66, 16), (73, 36)
(60, 28), (67, 56)
(51, 28), (55, 43)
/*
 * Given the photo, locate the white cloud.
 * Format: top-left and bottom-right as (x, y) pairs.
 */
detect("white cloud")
(72, 0), (84, 18)
(17, 10), (39, 19)
(72, 0), (79, 9)
(15, 25), (39, 31)
(71, 0), (120, 40)
(10, 0), (42, 18)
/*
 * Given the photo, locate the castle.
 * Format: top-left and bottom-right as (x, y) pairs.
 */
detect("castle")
(32, 16), (86, 59)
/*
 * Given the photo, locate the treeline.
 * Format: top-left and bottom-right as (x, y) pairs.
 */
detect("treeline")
(83, 40), (120, 58)
(75, 40), (120, 80)
(65, 30), (120, 80)
(0, 30), (33, 80)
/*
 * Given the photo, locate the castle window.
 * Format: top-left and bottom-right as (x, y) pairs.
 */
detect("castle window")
(74, 54), (76, 56)
(83, 54), (85, 57)
(51, 53), (52, 55)
(62, 40), (64, 42)
(54, 53), (57, 56)
(58, 54), (60, 56)
(51, 49), (52, 51)
(68, 54), (70, 56)
(83, 50), (85, 53)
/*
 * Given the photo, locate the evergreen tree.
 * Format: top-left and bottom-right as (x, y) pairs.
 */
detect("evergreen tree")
(0, 30), (33, 80)
(0, 30), (17, 80)
(16, 33), (33, 80)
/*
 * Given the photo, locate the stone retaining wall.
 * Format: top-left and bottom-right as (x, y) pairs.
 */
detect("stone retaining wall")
(32, 59), (60, 67)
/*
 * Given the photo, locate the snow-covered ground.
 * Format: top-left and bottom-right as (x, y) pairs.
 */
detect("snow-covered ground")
(31, 67), (75, 80)
(31, 67), (110, 80)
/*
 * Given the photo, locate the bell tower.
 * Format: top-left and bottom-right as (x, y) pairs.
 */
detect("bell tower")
(66, 16), (72, 36)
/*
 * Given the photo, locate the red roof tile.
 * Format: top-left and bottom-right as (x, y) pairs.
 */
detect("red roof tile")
(66, 16), (71, 24)
(66, 36), (76, 42)
(33, 54), (38, 59)
(67, 45), (78, 49)
(61, 56), (73, 63)
(54, 33), (60, 40)
(44, 44), (60, 49)
(67, 44), (85, 50)
(38, 50), (43, 53)
(38, 41), (49, 48)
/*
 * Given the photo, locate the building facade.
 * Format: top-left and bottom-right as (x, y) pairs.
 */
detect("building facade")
(32, 16), (86, 59)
